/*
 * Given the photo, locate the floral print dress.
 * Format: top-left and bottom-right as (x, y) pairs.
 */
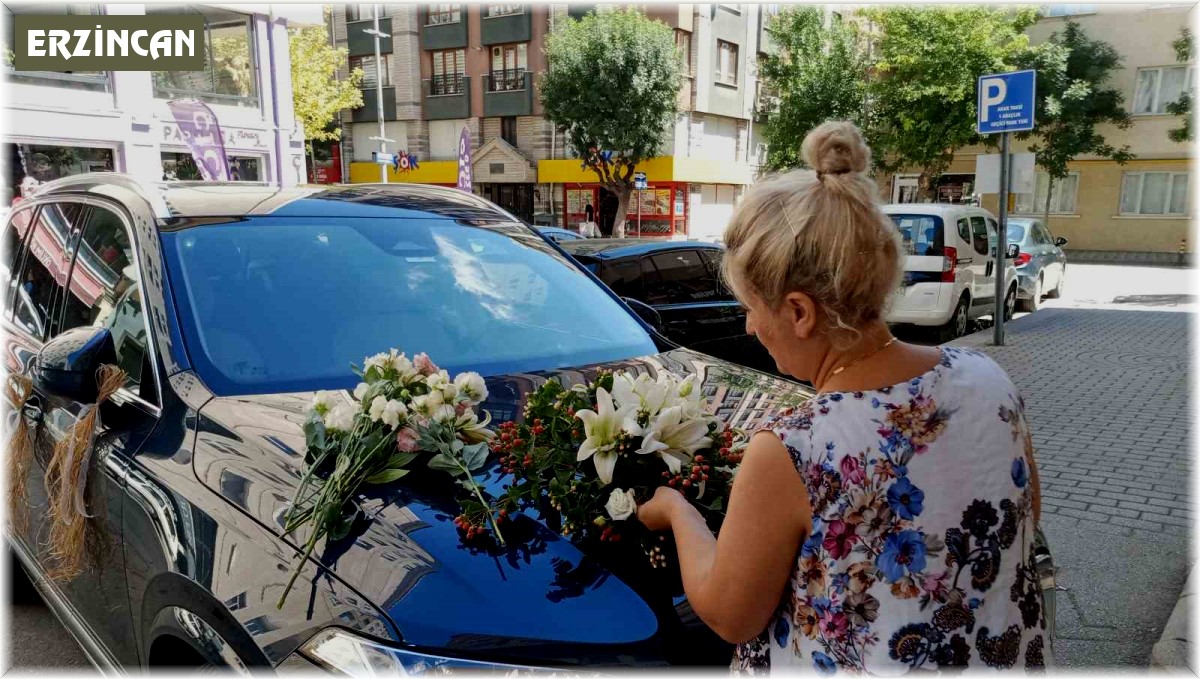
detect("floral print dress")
(733, 348), (1049, 674)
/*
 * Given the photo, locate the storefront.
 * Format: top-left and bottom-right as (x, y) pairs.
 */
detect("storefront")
(4, 142), (118, 205)
(159, 121), (273, 183)
(563, 183), (689, 237)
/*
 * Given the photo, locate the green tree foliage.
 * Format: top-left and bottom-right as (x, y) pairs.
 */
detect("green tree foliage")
(541, 9), (683, 236)
(1016, 20), (1132, 223)
(289, 17), (363, 162)
(757, 8), (868, 172)
(1167, 28), (1193, 143)
(860, 6), (1040, 199)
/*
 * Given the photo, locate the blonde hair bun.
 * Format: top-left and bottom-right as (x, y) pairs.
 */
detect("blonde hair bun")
(801, 120), (871, 176)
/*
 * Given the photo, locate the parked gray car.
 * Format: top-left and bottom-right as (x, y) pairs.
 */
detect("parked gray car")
(1008, 218), (1068, 312)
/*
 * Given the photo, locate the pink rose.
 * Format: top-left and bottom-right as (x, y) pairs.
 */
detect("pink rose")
(455, 401), (470, 417)
(413, 353), (438, 376)
(840, 456), (866, 485)
(396, 428), (420, 452)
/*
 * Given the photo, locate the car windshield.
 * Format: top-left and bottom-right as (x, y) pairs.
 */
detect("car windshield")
(161, 216), (657, 395)
(1007, 223), (1027, 243)
(888, 214), (944, 256)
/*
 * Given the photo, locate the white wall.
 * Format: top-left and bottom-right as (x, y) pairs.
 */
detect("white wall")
(695, 115), (738, 161)
(351, 122), (409, 161)
(690, 183), (737, 241)
(429, 119), (469, 160)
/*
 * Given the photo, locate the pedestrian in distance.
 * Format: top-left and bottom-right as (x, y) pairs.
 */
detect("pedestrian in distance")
(637, 120), (1050, 674)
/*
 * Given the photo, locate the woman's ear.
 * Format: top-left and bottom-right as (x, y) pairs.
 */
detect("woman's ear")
(783, 291), (819, 340)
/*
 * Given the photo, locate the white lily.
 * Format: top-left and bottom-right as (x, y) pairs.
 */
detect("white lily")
(674, 374), (707, 420)
(575, 387), (636, 485)
(456, 410), (493, 444)
(638, 405), (711, 474)
(612, 372), (674, 422)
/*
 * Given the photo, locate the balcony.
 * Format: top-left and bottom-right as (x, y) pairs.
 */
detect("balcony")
(483, 70), (533, 117)
(421, 9), (467, 50)
(423, 75), (471, 120)
(754, 86), (779, 123)
(567, 4), (596, 20)
(347, 17), (393, 57)
(482, 7), (532, 45)
(351, 86), (397, 123)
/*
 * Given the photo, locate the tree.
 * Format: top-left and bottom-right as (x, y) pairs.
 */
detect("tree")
(541, 9), (684, 237)
(860, 6), (1040, 199)
(1016, 20), (1132, 226)
(289, 16), (363, 178)
(757, 8), (869, 172)
(1167, 28), (1194, 143)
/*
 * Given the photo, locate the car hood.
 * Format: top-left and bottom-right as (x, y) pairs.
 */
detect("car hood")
(190, 348), (811, 666)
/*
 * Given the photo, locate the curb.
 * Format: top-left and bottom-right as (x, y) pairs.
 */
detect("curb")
(1151, 563), (1196, 672)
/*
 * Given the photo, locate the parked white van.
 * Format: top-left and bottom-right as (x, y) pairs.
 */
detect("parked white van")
(882, 204), (1019, 342)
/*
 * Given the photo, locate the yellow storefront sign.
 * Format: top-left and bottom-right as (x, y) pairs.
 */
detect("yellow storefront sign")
(538, 156), (753, 185)
(348, 160), (458, 184)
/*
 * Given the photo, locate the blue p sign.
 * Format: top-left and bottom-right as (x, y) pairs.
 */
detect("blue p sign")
(977, 69), (1037, 135)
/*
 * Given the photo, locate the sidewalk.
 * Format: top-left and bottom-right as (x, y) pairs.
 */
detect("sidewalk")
(1151, 564), (1196, 672)
(949, 306), (1193, 668)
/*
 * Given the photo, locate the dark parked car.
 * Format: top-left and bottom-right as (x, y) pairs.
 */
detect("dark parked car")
(558, 239), (781, 379)
(1007, 218), (1068, 312)
(2, 176), (812, 672)
(535, 226), (585, 243)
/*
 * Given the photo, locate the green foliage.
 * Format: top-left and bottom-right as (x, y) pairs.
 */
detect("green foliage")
(289, 17), (364, 147)
(860, 6), (1040, 195)
(758, 8), (868, 172)
(1168, 28), (1194, 143)
(1015, 19), (1132, 212)
(541, 9), (684, 235)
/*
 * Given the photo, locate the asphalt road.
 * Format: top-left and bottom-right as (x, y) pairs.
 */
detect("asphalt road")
(5, 560), (93, 673)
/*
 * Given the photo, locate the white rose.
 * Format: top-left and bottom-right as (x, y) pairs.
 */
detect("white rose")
(353, 382), (370, 401)
(382, 399), (407, 428)
(324, 404), (356, 432)
(454, 372), (488, 405)
(432, 403), (458, 424)
(311, 390), (336, 416)
(412, 390), (445, 416)
(392, 354), (416, 381)
(440, 383), (460, 402)
(369, 395), (389, 423)
(605, 488), (638, 522)
(426, 370), (452, 392)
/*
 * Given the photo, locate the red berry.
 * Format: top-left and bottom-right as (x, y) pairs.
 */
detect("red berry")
(499, 509), (508, 518)
(662, 471), (670, 478)
(668, 479), (676, 488)
(695, 455), (704, 463)
(683, 479), (692, 488)
(702, 465), (710, 472)
(702, 474), (709, 481)
(611, 534), (621, 542)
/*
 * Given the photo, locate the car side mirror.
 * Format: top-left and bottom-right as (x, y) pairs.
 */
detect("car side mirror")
(1055, 237), (1068, 247)
(1006, 243), (1020, 259)
(34, 327), (117, 402)
(622, 297), (664, 334)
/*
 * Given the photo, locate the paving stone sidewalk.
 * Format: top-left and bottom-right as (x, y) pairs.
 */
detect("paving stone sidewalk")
(950, 307), (1193, 668)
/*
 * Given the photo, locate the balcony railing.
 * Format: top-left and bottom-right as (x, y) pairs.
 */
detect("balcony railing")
(486, 68), (527, 92)
(429, 73), (466, 96)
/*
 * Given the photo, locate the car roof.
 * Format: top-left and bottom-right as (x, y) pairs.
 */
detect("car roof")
(559, 238), (720, 259)
(880, 203), (982, 217)
(30, 173), (517, 224)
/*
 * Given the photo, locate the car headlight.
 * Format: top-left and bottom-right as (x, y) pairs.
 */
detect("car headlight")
(297, 628), (559, 676)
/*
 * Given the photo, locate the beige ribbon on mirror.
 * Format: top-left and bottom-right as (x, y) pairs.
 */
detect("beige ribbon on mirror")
(44, 365), (126, 582)
(5, 373), (36, 534)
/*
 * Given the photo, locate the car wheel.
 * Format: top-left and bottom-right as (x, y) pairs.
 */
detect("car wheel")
(1004, 285), (1018, 321)
(938, 295), (969, 344)
(1020, 275), (1042, 312)
(1047, 268), (1064, 299)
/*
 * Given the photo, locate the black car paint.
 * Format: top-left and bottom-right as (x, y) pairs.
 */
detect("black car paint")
(3, 178), (813, 670)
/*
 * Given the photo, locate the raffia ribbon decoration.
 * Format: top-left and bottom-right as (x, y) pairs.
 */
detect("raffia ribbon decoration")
(44, 365), (126, 582)
(5, 373), (36, 533)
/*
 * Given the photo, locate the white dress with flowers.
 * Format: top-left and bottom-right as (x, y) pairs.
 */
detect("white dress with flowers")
(733, 348), (1049, 674)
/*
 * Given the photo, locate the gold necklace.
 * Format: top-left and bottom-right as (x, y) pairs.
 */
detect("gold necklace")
(830, 337), (898, 378)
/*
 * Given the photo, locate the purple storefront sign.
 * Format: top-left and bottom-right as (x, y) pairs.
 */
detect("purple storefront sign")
(456, 126), (472, 193)
(167, 99), (231, 181)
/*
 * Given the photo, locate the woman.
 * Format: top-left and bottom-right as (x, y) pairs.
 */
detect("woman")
(638, 121), (1048, 673)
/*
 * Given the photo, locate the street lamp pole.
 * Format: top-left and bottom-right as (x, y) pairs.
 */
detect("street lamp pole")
(364, 4), (389, 183)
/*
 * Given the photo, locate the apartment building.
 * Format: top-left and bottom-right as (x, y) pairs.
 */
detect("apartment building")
(903, 4), (1194, 260)
(332, 3), (771, 238)
(2, 3), (321, 203)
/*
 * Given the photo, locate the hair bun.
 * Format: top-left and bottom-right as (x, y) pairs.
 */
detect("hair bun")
(802, 120), (871, 177)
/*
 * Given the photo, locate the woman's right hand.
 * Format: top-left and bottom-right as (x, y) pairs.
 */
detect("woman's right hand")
(637, 485), (689, 532)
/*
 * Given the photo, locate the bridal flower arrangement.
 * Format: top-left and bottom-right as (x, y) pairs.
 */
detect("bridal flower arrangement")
(278, 348), (747, 606)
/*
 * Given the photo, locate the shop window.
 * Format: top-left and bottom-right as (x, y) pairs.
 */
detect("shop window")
(717, 40), (738, 86)
(151, 6), (257, 107)
(347, 5), (387, 22)
(5, 144), (115, 205)
(2, 4), (109, 90)
(430, 49), (465, 95)
(427, 4), (462, 25)
(1134, 65), (1196, 115)
(487, 5), (524, 17)
(1015, 172), (1079, 214)
(351, 54), (392, 89)
(489, 44), (527, 92)
(161, 152), (262, 182)
(1120, 171), (1190, 215)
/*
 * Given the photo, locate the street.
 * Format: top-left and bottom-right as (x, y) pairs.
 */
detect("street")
(8, 262), (1192, 671)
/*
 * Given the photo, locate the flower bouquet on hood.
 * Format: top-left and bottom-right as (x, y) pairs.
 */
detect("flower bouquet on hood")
(277, 348), (498, 608)
(479, 369), (747, 569)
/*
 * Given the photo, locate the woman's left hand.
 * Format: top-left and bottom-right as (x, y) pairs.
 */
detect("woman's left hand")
(637, 485), (688, 532)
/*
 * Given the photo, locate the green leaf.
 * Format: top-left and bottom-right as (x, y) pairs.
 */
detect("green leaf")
(428, 453), (464, 475)
(304, 417), (327, 452)
(365, 468), (410, 485)
(387, 452), (419, 469)
(463, 442), (489, 472)
(708, 496), (724, 512)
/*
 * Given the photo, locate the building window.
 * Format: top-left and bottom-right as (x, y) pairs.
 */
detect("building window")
(675, 30), (693, 75)
(501, 117), (517, 145)
(161, 152), (263, 182)
(1015, 172), (1080, 214)
(346, 4), (387, 22)
(1134, 66), (1196, 115)
(430, 49), (465, 95)
(1043, 4), (1097, 17)
(2, 4), (108, 89)
(151, 6), (258, 107)
(351, 54), (392, 88)
(487, 4), (524, 17)
(4, 144), (115, 206)
(427, 4), (461, 25)
(488, 43), (527, 92)
(717, 40), (739, 86)
(1120, 171), (1189, 215)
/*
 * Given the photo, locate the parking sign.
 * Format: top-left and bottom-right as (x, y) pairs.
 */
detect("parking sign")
(977, 69), (1037, 135)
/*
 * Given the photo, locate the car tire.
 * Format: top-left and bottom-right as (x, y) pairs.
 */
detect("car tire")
(938, 295), (969, 344)
(1005, 284), (1018, 321)
(1020, 276), (1042, 312)
(1047, 268), (1064, 299)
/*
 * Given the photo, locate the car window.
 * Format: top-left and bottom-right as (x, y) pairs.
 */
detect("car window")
(598, 259), (642, 299)
(61, 204), (150, 400)
(699, 249), (736, 302)
(888, 215), (944, 256)
(985, 218), (1000, 253)
(14, 203), (86, 340)
(957, 218), (971, 245)
(1035, 224), (1054, 246)
(970, 216), (989, 257)
(3, 205), (35, 321)
(1007, 223), (1026, 244)
(644, 249), (716, 305)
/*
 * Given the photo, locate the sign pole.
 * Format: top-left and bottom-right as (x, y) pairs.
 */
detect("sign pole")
(369, 5), (387, 183)
(637, 188), (642, 234)
(993, 131), (1010, 346)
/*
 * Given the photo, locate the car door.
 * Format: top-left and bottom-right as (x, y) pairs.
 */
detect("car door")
(968, 213), (993, 306)
(7, 199), (154, 665)
(1035, 222), (1065, 288)
(641, 248), (724, 345)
